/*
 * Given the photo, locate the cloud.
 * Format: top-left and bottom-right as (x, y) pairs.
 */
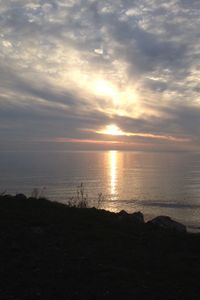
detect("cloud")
(0, 0), (200, 150)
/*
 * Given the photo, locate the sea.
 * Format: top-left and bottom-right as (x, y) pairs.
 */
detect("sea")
(1, 150), (200, 231)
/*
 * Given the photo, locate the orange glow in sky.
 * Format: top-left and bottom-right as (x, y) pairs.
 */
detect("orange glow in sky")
(95, 124), (190, 142)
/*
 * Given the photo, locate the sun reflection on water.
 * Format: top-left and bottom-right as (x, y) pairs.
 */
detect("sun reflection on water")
(110, 150), (118, 196)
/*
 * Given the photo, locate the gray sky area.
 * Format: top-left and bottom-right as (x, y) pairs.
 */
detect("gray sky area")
(1, 0), (200, 151)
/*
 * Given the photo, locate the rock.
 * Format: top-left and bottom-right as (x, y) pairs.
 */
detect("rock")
(148, 216), (186, 233)
(118, 210), (130, 221)
(130, 212), (144, 224)
(118, 210), (129, 217)
(15, 194), (27, 201)
(118, 210), (144, 224)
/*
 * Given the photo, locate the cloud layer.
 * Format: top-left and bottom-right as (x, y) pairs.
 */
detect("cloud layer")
(1, 0), (200, 150)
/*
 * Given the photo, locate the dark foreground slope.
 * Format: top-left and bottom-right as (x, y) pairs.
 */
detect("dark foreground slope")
(0, 195), (200, 300)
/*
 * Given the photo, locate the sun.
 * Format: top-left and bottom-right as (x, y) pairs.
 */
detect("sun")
(97, 124), (125, 136)
(94, 80), (117, 98)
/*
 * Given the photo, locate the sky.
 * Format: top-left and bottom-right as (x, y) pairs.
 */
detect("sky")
(0, 0), (200, 151)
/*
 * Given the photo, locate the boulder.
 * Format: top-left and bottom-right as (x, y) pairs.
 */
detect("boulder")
(118, 210), (144, 224)
(15, 194), (27, 201)
(118, 210), (128, 221)
(148, 216), (186, 233)
(130, 211), (144, 224)
(118, 210), (129, 217)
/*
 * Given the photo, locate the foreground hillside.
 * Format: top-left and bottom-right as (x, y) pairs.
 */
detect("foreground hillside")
(0, 194), (200, 299)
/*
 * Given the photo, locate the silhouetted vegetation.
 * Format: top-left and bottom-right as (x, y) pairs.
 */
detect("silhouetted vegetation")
(66, 182), (89, 208)
(66, 182), (104, 209)
(31, 187), (46, 199)
(0, 194), (200, 299)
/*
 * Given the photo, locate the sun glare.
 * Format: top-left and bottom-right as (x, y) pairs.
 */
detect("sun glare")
(98, 124), (125, 136)
(94, 80), (117, 98)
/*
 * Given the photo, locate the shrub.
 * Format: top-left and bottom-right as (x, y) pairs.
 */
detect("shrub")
(66, 183), (105, 209)
(67, 183), (89, 208)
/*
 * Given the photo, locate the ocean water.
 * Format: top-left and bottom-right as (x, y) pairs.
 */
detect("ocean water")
(1, 150), (200, 230)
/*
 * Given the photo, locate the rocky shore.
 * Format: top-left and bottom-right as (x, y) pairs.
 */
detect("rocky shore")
(0, 194), (200, 299)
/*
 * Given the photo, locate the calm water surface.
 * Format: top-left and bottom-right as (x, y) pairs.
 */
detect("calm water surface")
(1, 150), (200, 229)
